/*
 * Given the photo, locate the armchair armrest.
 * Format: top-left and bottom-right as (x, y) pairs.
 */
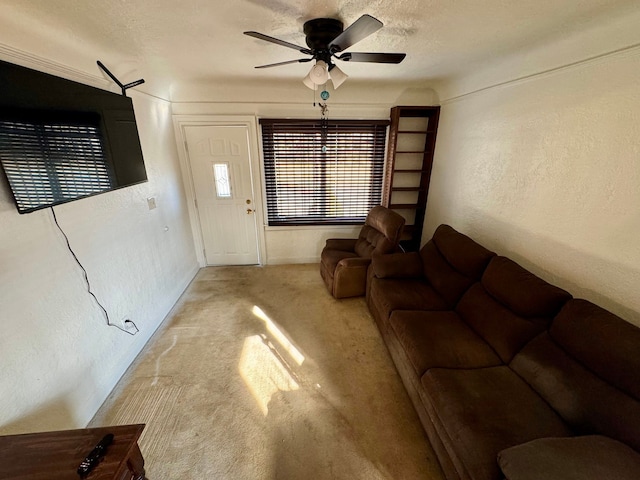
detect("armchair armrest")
(338, 256), (372, 268)
(324, 238), (357, 252)
(371, 252), (423, 279)
(332, 256), (371, 299)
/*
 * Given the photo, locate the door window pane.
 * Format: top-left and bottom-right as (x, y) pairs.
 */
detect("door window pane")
(213, 163), (231, 198)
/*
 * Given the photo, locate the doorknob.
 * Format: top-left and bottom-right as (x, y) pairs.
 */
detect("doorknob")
(247, 208), (254, 214)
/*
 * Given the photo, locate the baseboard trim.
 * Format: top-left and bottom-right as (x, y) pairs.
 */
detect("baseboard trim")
(267, 257), (319, 265)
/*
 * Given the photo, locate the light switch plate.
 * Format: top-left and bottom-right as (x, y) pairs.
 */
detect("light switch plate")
(147, 197), (157, 210)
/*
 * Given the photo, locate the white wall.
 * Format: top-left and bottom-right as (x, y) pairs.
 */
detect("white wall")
(0, 75), (198, 434)
(172, 84), (437, 264)
(425, 47), (640, 326)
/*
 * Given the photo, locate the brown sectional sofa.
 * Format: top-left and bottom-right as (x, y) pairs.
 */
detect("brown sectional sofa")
(366, 224), (640, 480)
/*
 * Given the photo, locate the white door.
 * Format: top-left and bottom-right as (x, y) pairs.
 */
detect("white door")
(185, 125), (259, 265)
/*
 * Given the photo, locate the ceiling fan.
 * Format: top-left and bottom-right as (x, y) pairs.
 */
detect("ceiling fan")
(244, 14), (406, 90)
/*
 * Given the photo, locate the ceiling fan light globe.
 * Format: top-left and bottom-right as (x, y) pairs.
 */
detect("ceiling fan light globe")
(309, 60), (329, 84)
(329, 65), (348, 89)
(303, 73), (318, 90)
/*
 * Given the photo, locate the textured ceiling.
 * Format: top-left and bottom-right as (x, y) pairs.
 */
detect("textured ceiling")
(1, 0), (638, 100)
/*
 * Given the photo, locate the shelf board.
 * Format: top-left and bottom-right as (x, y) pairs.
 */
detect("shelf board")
(390, 203), (420, 209)
(391, 187), (424, 192)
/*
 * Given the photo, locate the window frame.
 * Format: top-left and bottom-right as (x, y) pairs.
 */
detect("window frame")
(259, 118), (389, 226)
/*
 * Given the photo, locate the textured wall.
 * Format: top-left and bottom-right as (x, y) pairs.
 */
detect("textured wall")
(425, 50), (640, 326)
(0, 90), (198, 434)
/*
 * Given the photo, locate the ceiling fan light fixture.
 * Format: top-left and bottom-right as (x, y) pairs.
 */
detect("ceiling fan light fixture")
(309, 60), (329, 85)
(329, 64), (348, 89)
(303, 72), (318, 90)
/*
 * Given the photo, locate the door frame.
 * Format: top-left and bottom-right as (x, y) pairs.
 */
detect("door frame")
(173, 115), (267, 266)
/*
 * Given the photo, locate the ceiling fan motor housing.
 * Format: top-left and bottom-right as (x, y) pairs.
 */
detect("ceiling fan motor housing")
(303, 18), (344, 57)
(245, 14), (405, 72)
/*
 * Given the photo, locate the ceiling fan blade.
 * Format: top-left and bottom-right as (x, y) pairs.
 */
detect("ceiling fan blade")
(337, 52), (406, 64)
(328, 14), (383, 53)
(244, 31), (312, 55)
(255, 58), (312, 69)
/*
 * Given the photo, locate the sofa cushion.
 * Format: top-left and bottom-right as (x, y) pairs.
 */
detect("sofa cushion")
(368, 277), (448, 327)
(511, 299), (640, 452)
(498, 435), (640, 480)
(389, 310), (502, 377)
(482, 257), (571, 318)
(419, 225), (495, 308)
(431, 224), (496, 279)
(420, 240), (476, 307)
(549, 299), (640, 400)
(371, 252), (423, 279)
(420, 366), (572, 480)
(456, 283), (549, 363)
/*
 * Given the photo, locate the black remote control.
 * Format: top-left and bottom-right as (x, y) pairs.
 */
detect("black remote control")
(77, 433), (114, 477)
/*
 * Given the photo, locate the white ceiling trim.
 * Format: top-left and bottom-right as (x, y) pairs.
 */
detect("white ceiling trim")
(441, 41), (640, 104)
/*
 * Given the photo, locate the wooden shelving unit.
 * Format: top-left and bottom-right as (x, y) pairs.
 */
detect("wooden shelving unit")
(383, 106), (441, 251)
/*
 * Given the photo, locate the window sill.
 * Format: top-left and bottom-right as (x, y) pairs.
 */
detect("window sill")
(264, 224), (360, 232)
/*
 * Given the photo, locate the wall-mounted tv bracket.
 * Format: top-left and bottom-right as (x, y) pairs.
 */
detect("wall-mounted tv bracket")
(97, 61), (145, 96)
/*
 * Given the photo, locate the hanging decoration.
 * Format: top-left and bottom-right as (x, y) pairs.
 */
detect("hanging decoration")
(320, 94), (329, 153)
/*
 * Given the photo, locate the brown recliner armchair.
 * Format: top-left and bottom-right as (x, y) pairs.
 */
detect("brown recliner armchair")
(320, 206), (405, 299)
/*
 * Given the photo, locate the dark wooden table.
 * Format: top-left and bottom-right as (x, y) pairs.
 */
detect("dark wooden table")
(0, 424), (146, 480)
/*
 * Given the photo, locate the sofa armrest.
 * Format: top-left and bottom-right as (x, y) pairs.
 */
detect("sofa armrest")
(498, 435), (640, 480)
(371, 252), (423, 279)
(338, 257), (372, 268)
(324, 238), (357, 252)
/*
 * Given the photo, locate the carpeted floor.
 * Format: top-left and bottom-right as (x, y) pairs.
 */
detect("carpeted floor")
(90, 264), (444, 479)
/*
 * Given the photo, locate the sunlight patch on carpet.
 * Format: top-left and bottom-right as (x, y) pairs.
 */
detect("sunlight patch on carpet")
(252, 305), (305, 366)
(239, 334), (299, 415)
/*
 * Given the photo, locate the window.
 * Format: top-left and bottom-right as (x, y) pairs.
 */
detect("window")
(213, 163), (232, 198)
(260, 119), (388, 225)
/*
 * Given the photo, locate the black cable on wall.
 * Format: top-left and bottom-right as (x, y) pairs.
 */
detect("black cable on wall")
(50, 206), (139, 336)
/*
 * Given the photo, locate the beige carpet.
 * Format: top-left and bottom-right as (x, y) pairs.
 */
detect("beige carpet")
(90, 264), (444, 479)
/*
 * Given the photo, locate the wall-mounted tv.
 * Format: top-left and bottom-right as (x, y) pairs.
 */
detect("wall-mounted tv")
(0, 59), (147, 214)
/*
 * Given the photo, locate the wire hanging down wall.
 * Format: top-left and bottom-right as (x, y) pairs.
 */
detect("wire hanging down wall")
(51, 207), (139, 335)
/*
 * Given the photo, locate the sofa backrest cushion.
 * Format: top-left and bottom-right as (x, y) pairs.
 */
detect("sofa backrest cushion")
(482, 256), (571, 318)
(510, 299), (640, 452)
(549, 299), (640, 400)
(431, 224), (495, 279)
(354, 206), (405, 258)
(456, 283), (550, 362)
(456, 256), (571, 362)
(420, 225), (495, 307)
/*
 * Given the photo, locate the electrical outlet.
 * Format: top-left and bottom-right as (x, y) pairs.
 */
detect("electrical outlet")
(123, 319), (138, 333)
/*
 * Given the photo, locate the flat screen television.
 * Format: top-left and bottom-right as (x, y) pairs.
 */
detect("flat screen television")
(0, 59), (147, 214)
